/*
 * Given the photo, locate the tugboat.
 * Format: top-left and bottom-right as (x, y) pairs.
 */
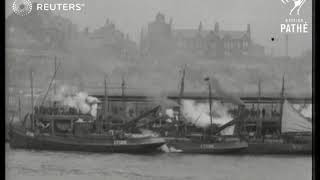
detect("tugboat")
(162, 109), (248, 154)
(8, 67), (165, 154)
(160, 66), (248, 153)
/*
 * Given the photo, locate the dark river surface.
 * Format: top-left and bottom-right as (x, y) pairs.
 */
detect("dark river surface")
(5, 143), (312, 180)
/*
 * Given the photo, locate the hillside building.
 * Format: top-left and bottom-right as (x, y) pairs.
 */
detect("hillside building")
(140, 13), (265, 58)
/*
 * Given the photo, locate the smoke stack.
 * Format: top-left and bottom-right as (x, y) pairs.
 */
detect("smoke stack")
(84, 27), (89, 36)
(214, 22), (219, 33)
(198, 21), (203, 32)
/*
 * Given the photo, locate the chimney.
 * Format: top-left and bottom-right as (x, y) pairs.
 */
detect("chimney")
(198, 21), (203, 32)
(140, 29), (144, 42)
(105, 18), (110, 25)
(84, 27), (89, 36)
(169, 18), (173, 32)
(140, 29), (144, 54)
(214, 22), (219, 33)
(247, 24), (251, 34)
(247, 24), (251, 42)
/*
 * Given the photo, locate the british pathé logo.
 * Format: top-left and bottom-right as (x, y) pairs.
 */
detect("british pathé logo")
(280, 18), (308, 33)
(281, 0), (306, 16)
(280, 0), (309, 33)
(12, 0), (33, 16)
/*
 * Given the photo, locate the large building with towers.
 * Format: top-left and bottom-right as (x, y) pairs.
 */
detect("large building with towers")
(140, 13), (264, 58)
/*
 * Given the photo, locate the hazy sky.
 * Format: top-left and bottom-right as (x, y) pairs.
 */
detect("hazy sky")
(6, 0), (312, 56)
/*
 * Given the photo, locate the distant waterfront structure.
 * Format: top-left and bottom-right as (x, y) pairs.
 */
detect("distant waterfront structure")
(6, 6), (79, 51)
(140, 13), (175, 56)
(88, 19), (138, 59)
(140, 12), (265, 58)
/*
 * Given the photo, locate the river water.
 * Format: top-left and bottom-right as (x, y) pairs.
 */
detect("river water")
(6, 144), (312, 180)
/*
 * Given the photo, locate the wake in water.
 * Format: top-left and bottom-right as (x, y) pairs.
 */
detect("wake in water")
(159, 144), (183, 153)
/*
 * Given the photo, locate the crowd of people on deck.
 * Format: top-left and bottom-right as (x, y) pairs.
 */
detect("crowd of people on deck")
(248, 104), (281, 119)
(228, 104), (281, 119)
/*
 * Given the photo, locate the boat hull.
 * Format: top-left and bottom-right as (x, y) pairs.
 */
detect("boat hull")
(164, 138), (248, 154)
(243, 142), (312, 155)
(9, 127), (165, 154)
(164, 138), (311, 155)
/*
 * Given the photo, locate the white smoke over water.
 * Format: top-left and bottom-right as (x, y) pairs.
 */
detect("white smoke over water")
(50, 85), (100, 117)
(181, 100), (234, 135)
(209, 77), (245, 106)
(90, 104), (98, 117)
(165, 109), (174, 118)
(139, 129), (159, 137)
(160, 144), (183, 153)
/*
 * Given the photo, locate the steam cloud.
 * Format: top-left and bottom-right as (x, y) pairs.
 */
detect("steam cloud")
(165, 109), (174, 118)
(209, 77), (245, 106)
(50, 85), (100, 117)
(181, 100), (234, 135)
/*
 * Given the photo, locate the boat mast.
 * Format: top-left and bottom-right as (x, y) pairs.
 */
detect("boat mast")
(178, 65), (186, 134)
(178, 65), (186, 106)
(30, 70), (34, 131)
(121, 75), (126, 120)
(18, 94), (21, 122)
(257, 79), (262, 138)
(204, 77), (213, 136)
(279, 74), (285, 133)
(40, 59), (60, 107)
(209, 81), (213, 136)
(53, 56), (57, 96)
(258, 79), (261, 109)
(104, 75), (109, 125)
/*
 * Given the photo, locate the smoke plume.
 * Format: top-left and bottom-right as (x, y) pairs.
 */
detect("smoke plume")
(181, 100), (234, 135)
(165, 109), (174, 118)
(50, 85), (100, 117)
(209, 77), (245, 106)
